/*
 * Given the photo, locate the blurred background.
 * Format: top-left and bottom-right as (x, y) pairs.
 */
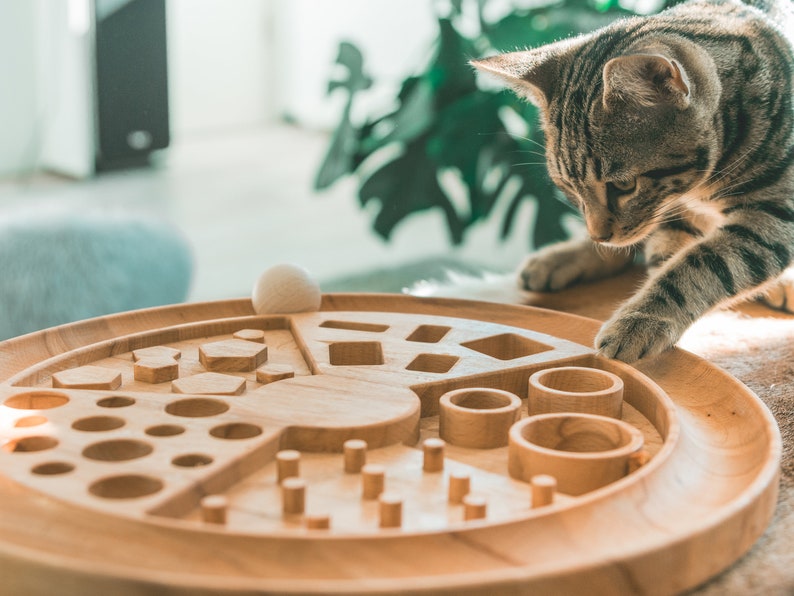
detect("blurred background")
(0, 0), (662, 314)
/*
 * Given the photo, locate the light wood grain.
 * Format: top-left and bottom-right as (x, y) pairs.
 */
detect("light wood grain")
(0, 292), (780, 596)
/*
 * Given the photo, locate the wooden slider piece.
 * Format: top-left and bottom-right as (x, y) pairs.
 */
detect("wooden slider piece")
(531, 474), (557, 508)
(463, 494), (487, 521)
(282, 477), (306, 516)
(277, 450), (300, 483)
(134, 357), (179, 384)
(361, 464), (385, 500)
(423, 438), (445, 473)
(233, 329), (266, 343)
(201, 495), (228, 524)
(448, 471), (471, 504)
(343, 439), (367, 473)
(379, 493), (403, 529)
(255, 364), (295, 385)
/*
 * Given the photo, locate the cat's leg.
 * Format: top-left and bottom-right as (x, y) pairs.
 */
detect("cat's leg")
(596, 208), (793, 362)
(757, 266), (794, 312)
(643, 220), (702, 272)
(518, 238), (634, 291)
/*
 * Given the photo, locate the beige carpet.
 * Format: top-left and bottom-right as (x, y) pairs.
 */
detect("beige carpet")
(412, 266), (794, 595)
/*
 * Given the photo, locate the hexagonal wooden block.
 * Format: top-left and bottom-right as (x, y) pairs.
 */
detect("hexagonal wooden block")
(134, 357), (179, 384)
(233, 329), (266, 344)
(171, 373), (246, 396)
(132, 346), (181, 362)
(52, 366), (122, 390)
(199, 339), (267, 372)
(256, 364), (295, 385)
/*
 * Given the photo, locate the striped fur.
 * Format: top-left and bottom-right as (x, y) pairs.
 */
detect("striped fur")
(474, 0), (794, 361)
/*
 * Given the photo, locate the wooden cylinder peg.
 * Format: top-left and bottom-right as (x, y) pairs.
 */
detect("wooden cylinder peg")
(463, 494), (487, 521)
(282, 477), (306, 516)
(448, 471), (471, 504)
(528, 366), (624, 419)
(379, 493), (403, 529)
(628, 449), (651, 474)
(200, 495), (228, 524)
(423, 438), (445, 473)
(277, 450), (301, 483)
(305, 513), (331, 530)
(362, 464), (385, 500)
(531, 474), (557, 508)
(344, 439), (367, 474)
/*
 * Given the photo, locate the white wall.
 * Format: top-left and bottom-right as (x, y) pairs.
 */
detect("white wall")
(272, 0), (437, 130)
(0, 2), (41, 177)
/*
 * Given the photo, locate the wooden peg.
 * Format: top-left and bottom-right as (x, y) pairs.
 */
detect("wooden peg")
(277, 450), (300, 483)
(343, 439), (367, 473)
(282, 477), (306, 516)
(463, 494), (487, 521)
(379, 493), (403, 529)
(628, 449), (651, 474)
(305, 513), (331, 530)
(201, 495), (228, 524)
(448, 471), (471, 504)
(362, 464), (385, 500)
(423, 438), (445, 473)
(531, 474), (557, 509)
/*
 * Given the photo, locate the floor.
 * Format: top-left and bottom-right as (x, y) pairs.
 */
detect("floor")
(0, 124), (534, 303)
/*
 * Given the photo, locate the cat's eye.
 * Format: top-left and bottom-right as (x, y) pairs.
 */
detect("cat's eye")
(611, 177), (636, 193)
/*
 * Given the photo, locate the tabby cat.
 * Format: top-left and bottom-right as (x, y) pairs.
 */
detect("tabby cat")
(473, 0), (794, 362)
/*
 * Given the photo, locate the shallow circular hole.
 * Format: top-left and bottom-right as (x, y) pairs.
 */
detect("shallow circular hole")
(165, 398), (229, 418)
(89, 474), (163, 499)
(210, 422), (262, 440)
(4, 435), (59, 453)
(146, 424), (185, 437)
(14, 415), (48, 428)
(72, 416), (125, 432)
(96, 396), (136, 408)
(172, 453), (214, 467)
(449, 389), (514, 410)
(82, 439), (153, 462)
(32, 461), (75, 475)
(534, 367), (618, 394)
(521, 415), (635, 453)
(4, 391), (69, 410)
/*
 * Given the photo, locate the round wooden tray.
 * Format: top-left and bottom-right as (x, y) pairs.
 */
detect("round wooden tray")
(0, 294), (780, 595)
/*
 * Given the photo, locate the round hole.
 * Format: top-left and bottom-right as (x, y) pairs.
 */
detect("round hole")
(4, 436), (58, 453)
(4, 391), (68, 410)
(146, 424), (185, 437)
(448, 389), (516, 410)
(533, 367), (619, 394)
(82, 439), (153, 462)
(165, 398), (229, 418)
(172, 453), (214, 467)
(210, 423), (262, 440)
(32, 461), (75, 475)
(89, 474), (163, 499)
(72, 416), (125, 432)
(96, 396), (136, 408)
(14, 416), (48, 428)
(520, 414), (636, 453)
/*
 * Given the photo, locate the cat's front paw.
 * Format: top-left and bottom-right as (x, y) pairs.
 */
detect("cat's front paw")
(518, 252), (584, 292)
(595, 310), (680, 362)
(758, 268), (794, 313)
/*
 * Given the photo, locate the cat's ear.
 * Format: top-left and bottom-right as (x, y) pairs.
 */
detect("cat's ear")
(602, 54), (690, 110)
(471, 39), (583, 107)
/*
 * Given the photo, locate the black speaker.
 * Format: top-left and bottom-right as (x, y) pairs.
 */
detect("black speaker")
(94, 0), (170, 169)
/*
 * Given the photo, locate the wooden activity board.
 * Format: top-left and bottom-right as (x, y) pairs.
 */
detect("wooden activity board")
(0, 294), (780, 595)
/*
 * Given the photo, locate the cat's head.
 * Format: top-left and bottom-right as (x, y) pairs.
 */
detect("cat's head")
(473, 33), (719, 247)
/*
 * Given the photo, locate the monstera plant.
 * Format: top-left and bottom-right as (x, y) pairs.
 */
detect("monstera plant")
(315, 0), (672, 248)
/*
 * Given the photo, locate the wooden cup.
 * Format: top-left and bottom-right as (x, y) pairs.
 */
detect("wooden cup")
(438, 388), (522, 449)
(528, 366), (624, 419)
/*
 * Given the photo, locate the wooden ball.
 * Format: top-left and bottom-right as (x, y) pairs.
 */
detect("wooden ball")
(252, 264), (321, 314)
